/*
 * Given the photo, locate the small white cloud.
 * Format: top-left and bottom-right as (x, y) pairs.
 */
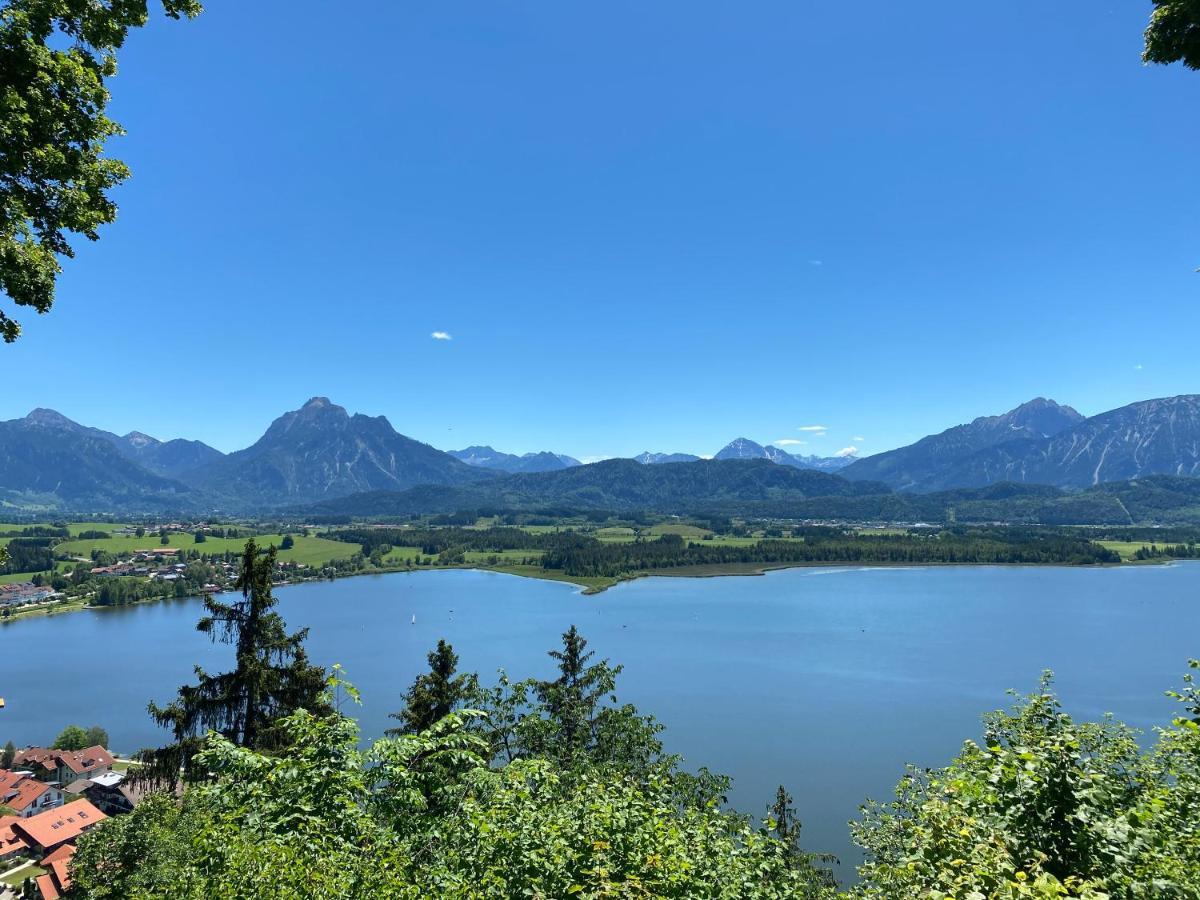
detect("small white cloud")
(580, 455), (610, 464)
(808, 259), (823, 266)
(853, 436), (865, 442)
(797, 425), (827, 433)
(773, 439), (806, 446)
(835, 446), (858, 458)
(1133, 363), (1143, 371)
(431, 331), (452, 341)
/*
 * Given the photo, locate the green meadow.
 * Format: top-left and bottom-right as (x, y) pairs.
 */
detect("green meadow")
(55, 533), (355, 568)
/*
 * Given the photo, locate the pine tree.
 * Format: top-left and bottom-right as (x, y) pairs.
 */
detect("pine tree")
(769, 783), (838, 887)
(387, 640), (471, 735)
(536, 625), (617, 760)
(1, 740), (13, 769)
(139, 539), (328, 784)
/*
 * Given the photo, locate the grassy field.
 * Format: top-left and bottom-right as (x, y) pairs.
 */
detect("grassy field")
(1097, 540), (1154, 562)
(0, 862), (46, 887)
(0, 570), (43, 584)
(55, 533), (359, 568)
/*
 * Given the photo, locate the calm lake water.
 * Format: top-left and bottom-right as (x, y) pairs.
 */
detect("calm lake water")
(3, 563), (1198, 878)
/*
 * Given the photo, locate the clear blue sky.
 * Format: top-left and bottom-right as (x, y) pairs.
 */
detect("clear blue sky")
(2, 1), (1197, 459)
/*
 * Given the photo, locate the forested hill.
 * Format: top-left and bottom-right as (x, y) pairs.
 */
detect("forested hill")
(301, 458), (889, 517)
(301, 465), (1200, 527)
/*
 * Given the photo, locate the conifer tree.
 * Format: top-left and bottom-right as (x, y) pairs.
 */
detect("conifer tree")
(387, 640), (471, 735)
(535, 625), (618, 761)
(139, 539), (328, 784)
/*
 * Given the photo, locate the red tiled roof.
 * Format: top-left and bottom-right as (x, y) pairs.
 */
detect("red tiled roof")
(42, 843), (75, 896)
(42, 843), (74, 866)
(35, 872), (61, 900)
(12, 800), (106, 850)
(12, 746), (114, 778)
(1, 775), (55, 813)
(57, 746), (114, 776)
(0, 814), (29, 857)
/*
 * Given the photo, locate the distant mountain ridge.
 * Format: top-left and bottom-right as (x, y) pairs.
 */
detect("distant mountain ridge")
(635, 451), (702, 465)
(713, 437), (856, 471)
(183, 398), (494, 507)
(449, 445), (581, 474)
(23, 409), (224, 479)
(5, 393), (1200, 515)
(843, 396), (1200, 491)
(0, 410), (200, 512)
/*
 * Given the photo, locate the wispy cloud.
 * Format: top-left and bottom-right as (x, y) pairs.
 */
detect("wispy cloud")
(853, 436), (865, 442)
(835, 446), (858, 458)
(773, 439), (806, 446)
(580, 455), (610, 464)
(431, 331), (452, 341)
(1134, 363), (1143, 371)
(808, 259), (823, 267)
(797, 425), (827, 433)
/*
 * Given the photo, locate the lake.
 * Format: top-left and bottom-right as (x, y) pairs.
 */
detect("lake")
(3, 562), (1198, 879)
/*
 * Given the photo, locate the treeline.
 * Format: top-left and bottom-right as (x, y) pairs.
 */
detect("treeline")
(542, 528), (1120, 578)
(1132, 542), (1200, 561)
(1, 537), (55, 573)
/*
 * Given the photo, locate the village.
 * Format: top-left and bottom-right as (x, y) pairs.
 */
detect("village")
(0, 741), (145, 899)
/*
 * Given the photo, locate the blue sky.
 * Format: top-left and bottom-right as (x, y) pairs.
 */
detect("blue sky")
(2, 1), (1197, 460)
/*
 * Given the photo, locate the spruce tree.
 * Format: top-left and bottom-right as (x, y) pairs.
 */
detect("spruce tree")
(387, 640), (471, 735)
(139, 539), (328, 784)
(536, 625), (617, 761)
(1, 740), (13, 769)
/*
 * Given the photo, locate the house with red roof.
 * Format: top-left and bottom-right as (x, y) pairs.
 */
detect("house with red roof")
(0, 814), (27, 861)
(0, 770), (62, 817)
(10, 799), (107, 856)
(12, 746), (114, 786)
(34, 844), (75, 900)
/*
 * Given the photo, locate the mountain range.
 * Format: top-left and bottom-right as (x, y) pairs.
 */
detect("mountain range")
(841, 396), (1200, 491)
(3, 394), (1200, 520)
(448, 446), (581, 474)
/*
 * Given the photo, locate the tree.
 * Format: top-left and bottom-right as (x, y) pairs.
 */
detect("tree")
(138, 539), (328, 784)
(852, 674), (1157, 897)
(769, 784), (837, 887)
(159, 534), (169, 546)
(1144, 1), (1200, 69)
(1, 741), (14, 768)
(53, 724), (89, 750)
(280, 534), (295, 550)
(84, 725), (109, 749)
(193, 531), (206, 544)
(70, 680), (833, 899)
(0, 0), (201, 342)
(135, 526), (145, 538)
(535, 625), (613, 761)
(387, 640), (471, 736)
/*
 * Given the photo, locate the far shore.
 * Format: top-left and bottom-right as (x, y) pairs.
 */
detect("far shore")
(2, 555), (1181, 627)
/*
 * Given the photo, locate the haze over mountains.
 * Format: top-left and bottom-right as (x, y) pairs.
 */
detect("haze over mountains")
(449, 446), (582, 474)
(2, 394), (1200, 520)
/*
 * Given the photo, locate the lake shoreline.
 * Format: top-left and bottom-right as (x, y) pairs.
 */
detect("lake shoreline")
(4, 555), (1177, 627)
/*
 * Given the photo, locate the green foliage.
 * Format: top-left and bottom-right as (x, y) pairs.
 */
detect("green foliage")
(279, 534), (294, 550)
(85, 724), (109, 749)
(387, 639), (472, 736)
(465, 626), (666, 778)
(852, 672), (1200, 897)
(0, 0), (201, 341)
(0, 740), (13, 768)
(1144, 1), (1200, 69)
(138, 539), (328, 784)
(54, 723), (108, 750)
(71, 676), (833, 899)
(52, 723), (89, 750)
